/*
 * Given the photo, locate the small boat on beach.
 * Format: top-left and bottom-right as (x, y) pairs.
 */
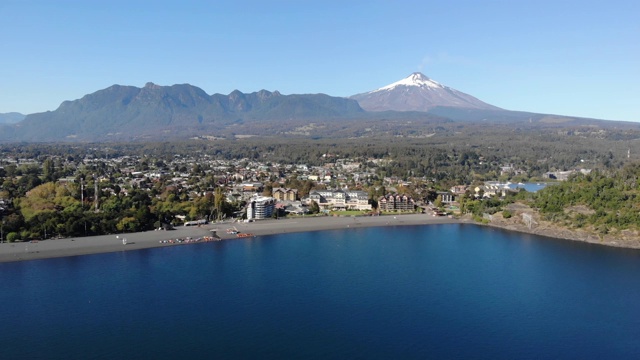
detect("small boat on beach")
(236, 233), (254, 238)
(226, 227), (239, 234)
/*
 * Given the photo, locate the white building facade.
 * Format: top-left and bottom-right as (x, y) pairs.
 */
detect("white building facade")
(247, 196), (276, 220)
(306, 190), (371, 211)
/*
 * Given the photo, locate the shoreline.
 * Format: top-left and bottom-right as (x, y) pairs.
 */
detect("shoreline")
(3, 212), (639, 264)
(484, 219), (640, 250)
(477, 204), (640, 250)
(0, 214), (462, 263)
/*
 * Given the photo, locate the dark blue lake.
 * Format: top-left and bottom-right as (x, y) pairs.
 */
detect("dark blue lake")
(1, 224), (640, 359)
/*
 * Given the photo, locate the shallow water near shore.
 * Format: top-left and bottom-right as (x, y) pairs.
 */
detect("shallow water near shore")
(1, 224), (640, 359)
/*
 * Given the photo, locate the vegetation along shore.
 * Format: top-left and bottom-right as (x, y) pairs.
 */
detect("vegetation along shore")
(1, 135), (640, 259)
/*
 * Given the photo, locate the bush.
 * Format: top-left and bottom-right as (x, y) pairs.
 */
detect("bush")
(502, 210), (512, 219)
(6, 232), (19, 243)
(597, 224), (609, 235)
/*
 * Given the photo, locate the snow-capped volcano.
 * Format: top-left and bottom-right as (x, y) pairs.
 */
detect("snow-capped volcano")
(376, 72), (444, 91)
(350, 72), (500, 112)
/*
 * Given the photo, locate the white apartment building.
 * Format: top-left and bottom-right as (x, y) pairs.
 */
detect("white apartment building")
(247, 196), (276, 220)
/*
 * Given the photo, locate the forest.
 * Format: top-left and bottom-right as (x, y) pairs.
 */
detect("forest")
(532, 164), (640, 234)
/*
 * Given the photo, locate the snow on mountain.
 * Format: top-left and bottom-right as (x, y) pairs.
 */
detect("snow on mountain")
(350, 72), (500, 112)
(375, 72), (444, 91)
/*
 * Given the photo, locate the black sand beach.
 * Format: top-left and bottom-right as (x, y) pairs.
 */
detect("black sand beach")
(0, 214), (462, 263)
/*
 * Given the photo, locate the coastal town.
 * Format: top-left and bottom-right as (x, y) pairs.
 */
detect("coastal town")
(0, 146), (596, 246)
(4, 2), (640, 358)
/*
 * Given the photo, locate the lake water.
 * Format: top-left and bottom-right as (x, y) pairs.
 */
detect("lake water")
(486, 181), (552, 192)
(1, 224), (640, 359)
(508, 182), (552, 192)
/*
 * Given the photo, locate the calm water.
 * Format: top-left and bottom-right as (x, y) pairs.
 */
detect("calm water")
(1, 224), (640, 359)
(508, 182), (550, 192)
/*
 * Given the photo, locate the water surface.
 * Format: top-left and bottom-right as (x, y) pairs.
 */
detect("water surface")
(1, 224), (639, 359)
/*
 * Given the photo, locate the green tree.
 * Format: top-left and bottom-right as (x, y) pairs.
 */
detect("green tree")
(309, 200), (320, 214)
(116, 217), (139, 232)
(17, 182), (79, 222)
(434, 196), (443, 209)
(213, 187), (227, 221)
(43, 158), (55, 182)
(6, 232), (19, 243)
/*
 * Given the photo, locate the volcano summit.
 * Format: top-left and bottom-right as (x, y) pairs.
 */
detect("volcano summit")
(350, 72), (501, 112)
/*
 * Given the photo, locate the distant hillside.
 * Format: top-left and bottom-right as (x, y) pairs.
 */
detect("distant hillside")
(0, 112), (25, 124)
(3, 83), (364, 141)
(427, 106), (640, 129)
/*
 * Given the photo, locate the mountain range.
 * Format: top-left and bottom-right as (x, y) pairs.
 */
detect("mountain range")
(0, 73), (636, 142)
(6, 82), (364, 141)
(0, 112), (25, 124)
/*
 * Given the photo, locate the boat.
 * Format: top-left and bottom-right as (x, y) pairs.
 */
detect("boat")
(236, 233), (254, 238)
(226, 227), (239, 234)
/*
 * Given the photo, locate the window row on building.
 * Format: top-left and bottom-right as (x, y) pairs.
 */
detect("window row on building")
(272, 187), (298, 201)
(305, 190), (372, 211)
(247, 196), (276, 220)
(378, 194), (416, 211)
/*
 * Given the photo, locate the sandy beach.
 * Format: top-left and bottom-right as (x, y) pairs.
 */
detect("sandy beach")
(0, 214), (462, 263)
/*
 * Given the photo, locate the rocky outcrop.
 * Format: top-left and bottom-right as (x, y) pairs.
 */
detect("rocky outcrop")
(483, 203), (640, 249)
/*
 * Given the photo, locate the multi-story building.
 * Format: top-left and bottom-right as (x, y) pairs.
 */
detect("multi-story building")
(378, 194), (416, 212)
(344, 190), (371, 211)
(306, 190), (371, 211)
(247, 196), (276, 220)
(272, 187), (298, 201)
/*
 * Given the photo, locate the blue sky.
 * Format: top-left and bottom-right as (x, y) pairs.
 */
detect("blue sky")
(1, 0), (638, 121)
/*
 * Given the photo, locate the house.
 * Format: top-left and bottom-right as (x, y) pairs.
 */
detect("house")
(280, 201), (309, 215)
(241, 182), (263, 192)
(437, 191), (456, 204)
(450, 185), (468, 196)
(500, 164), (515, 175)
(475, 183), (512, 198)
(232, 172), (245, 182)
(272, 187), (298, 201)
(544, 169), (590, 181)
(58, 177), (76, 184)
